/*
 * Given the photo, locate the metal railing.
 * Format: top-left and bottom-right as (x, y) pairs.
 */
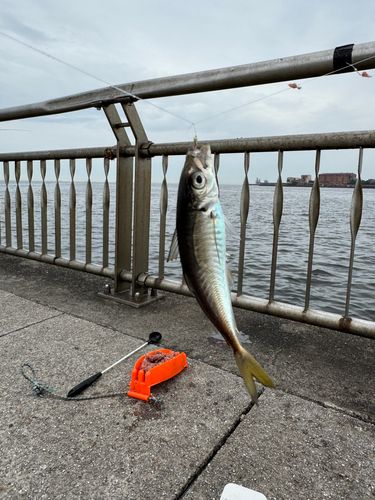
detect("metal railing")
(1, 42), (375, 338)
(0, 154), (117, 278)
(125, 135), (375, 339)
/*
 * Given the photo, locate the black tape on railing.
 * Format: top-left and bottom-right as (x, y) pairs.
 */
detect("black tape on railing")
(333, 44), (355, 74)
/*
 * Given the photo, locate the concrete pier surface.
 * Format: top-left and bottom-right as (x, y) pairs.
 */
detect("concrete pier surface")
(0, 253), (374, 499)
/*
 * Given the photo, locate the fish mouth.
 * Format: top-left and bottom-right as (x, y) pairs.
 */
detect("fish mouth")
(187, 144), (213, 171)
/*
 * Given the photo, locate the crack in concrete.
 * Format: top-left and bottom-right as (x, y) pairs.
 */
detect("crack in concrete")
(175, 388), (264, 500)
(0, 312), (64, 338)
(282, 388), (375, 426)
(174, 384), (374, 499)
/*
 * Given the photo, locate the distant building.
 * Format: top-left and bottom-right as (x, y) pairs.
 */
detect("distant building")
(287, 175), (313, 186)
(287, 177), (298, 184)
(319, 173), (356, 186)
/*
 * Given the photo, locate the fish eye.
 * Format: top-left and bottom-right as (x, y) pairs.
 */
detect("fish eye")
(191, 171), (206, 190)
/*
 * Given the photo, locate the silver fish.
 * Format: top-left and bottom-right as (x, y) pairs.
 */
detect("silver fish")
(168, 144), (275, 403)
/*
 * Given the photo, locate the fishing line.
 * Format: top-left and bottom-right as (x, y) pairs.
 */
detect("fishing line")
(0, 30), (373, 140)
(195, 55), (375, 126)
(0, 30), (197, 135)
(195, 88), (291, 125)
(0, 128), (31, 132)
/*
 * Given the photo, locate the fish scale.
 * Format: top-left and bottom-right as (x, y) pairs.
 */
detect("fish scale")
(192, 210), (235, 332)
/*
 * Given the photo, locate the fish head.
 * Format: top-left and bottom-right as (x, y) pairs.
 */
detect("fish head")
(178, 144), (218, 211)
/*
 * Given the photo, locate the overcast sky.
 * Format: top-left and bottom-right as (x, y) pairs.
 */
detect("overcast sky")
(0, 0), (374, 183)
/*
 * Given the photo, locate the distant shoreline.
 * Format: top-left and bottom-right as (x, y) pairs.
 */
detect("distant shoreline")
(250, 183), (375, 189)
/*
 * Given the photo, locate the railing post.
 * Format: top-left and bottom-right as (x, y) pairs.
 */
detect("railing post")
(15, 161), (22, 250)
(54, 159), (61, 258)
(122, 102), (158, 302)
(85, 158), (92, 265)
(237, 152), (250, 297)
(158, 155), (169, 279)
(27, 160), (35, 253)
(40, 160), (48, 255)
(304, 149), (321, 311)
(102, 103), (133, 294)
(69, 159), (76, 261)
(345, 147), (364, 318)
(102, 157), (110, 269)
(269, 150), (284, 303)
(4, 161), (11, 247)
(100, 102), (163, 307)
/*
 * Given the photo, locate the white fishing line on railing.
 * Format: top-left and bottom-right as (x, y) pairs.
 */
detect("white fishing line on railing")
(194, 57), (374, 126)
(0, 30), (198, 137)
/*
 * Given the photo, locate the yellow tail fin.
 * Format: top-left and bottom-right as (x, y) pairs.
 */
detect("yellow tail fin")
(234, 348), (275, 404)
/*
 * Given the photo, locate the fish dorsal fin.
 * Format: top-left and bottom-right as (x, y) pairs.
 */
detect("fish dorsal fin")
(167, 228), (179, 262)
(224, 214), (240, 240)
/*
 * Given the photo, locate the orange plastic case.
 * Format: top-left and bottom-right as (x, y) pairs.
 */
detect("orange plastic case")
(127, 349), (188, 400)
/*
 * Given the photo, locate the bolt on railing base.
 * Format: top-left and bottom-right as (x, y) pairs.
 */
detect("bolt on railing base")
(98, 284), (164, 309)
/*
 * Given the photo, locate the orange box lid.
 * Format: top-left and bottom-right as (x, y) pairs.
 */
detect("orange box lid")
(127, 349), (188, 401)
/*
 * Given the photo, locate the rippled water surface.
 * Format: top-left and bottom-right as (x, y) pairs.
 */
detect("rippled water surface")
(1, 182), (374, 322)
(151, 184), (375, 322)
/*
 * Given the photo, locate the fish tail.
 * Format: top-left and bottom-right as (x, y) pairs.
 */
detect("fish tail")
(234, 347), (275, 404)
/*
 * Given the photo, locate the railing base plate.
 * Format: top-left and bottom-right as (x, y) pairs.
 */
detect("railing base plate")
(98, 288), (165, 309)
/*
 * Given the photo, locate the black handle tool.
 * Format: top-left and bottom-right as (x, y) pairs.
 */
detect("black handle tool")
(67, 332), (162, 397)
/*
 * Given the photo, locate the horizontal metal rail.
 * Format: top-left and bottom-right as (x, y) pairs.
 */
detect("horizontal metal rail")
(143, 130), (375, 155)
(0, 42), (374, 121)
(0, 245), (114, 278)
(131, 273), (375, 339)
(3, 239), (371, 339)
(1, 129), (375, 162)
(0, 147), (116, 162)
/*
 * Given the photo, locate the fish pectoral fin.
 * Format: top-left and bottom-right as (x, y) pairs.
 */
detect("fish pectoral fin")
(167, 229), (179, 262)
(224, 214), (240, 240)
(226, 262), (234, 290)
(210, 215), (222, 266)
(234, 348), (275, 404)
